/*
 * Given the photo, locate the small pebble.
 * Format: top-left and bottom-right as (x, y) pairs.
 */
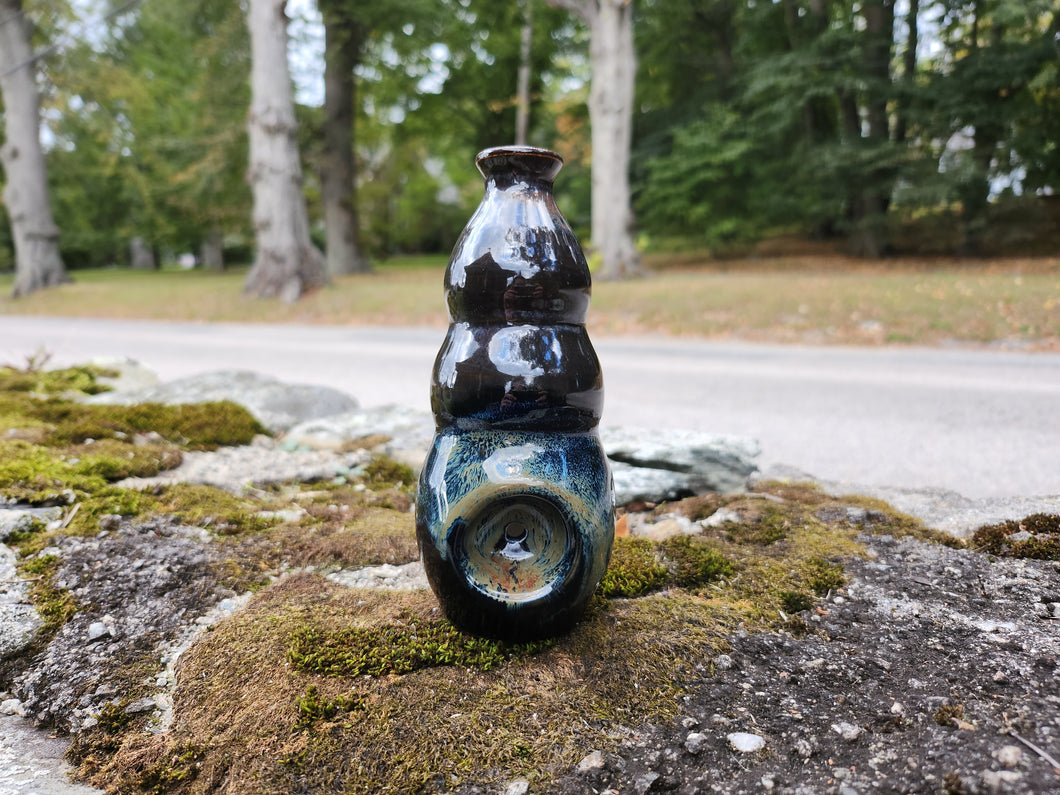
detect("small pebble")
(684, 731), (708, 754)
(727, 732), (765, 753)
(0, 698), (26, 716)
(576, 750), (604, 772)
(504, 778), (530, 795)
(832, 721), (863, 742)
(996, 745), (1022, 767)
(87, 621), (111, 641)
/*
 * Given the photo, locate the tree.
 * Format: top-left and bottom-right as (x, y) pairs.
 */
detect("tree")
(319, 0), (369, 276)
(244, 0), (326, 300)
(45, 0), (251, 270)
(549, 0), (639, 279)
(0, 0), (69, 296)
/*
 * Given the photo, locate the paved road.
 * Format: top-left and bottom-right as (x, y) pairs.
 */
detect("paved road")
(3, 316), (1059, 502)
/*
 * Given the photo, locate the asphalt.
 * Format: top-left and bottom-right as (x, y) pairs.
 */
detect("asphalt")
(3, 316), (1059, 502)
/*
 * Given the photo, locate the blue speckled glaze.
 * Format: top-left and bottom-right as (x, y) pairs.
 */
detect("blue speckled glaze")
(416, 146), (614, 640)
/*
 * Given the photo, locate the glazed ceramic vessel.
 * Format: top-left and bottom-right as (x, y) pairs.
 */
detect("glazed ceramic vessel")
(416, 146), (614, 640)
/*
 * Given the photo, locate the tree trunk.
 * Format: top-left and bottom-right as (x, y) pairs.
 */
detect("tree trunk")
(849, 0), (895, 258)
(201, 229), (224, 271)
(244, 0), (327, 301)
(515, 0), (533, 145)
(550, 0), (639, 280)
(321, 3), (369, 276)
(0, 0), (69, 298)
(894, 0), (918, 145)
(129, 236), (156, 269)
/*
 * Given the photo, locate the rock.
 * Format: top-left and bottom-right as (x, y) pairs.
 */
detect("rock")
(684, 731), (708, 754)
(576, 750), (605, 773)
(700, 507), (741, 528)
(995, 745), (1022, 767)
(632, 513), (697, 542)
(327, 562), (429, 592)
(602, 427), (759, 504)
(123, 697), (157, 715)
(286, 405), (434, 472)
(0, 698), (26, 717)
(981, 769), (1022, 791)
(86, 622), (111, 642)
(117, 443), (372, 494)
(727, 732), (766, 753)
(0, 507), (63, 542)
(87, 370), (358, 433)
(0, 544), (44, 659)
(89, 357), (160, 393)
(11, 518), (240, 732)
(831, 722), (863, 742)
(503, 778), (530, 795)
(632, 772), (659, 794)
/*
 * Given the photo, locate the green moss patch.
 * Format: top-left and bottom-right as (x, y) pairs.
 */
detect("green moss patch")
(82, 577), (741, 794)
(288, 618), (551, 678)
(0, 363), (116, 396)
(600, 534), (733, 598)
(971, 513), (1060, 560)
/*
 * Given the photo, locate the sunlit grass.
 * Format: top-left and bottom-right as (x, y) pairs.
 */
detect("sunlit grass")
(1, 254), (1057, 350)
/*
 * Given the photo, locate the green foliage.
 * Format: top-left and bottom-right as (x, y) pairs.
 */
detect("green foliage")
(46, 0), (251, 267)
(287, 619), (551, 678)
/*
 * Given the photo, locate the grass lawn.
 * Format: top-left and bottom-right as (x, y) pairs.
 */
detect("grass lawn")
(1, 253), (1058, 350)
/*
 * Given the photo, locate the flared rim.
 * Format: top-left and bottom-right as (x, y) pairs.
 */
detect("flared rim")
(475, 146), (564, 182)
(475, 145), (563, 164)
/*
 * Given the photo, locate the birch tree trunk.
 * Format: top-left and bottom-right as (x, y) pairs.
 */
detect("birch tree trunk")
(244, 0), (327, 301)
(550, 0), (639, 280)
(320, 4), (369, 276)
(0, 0), (69, 298)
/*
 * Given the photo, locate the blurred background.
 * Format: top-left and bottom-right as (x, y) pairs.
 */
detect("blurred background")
(0, 0), (1056, 346)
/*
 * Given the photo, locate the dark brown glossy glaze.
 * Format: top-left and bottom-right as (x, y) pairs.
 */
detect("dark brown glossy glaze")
(416, 146), (614, 640)
(434, 147), (601, 430)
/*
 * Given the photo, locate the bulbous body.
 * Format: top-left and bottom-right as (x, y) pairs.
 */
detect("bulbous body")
(416, 146), (614, 640)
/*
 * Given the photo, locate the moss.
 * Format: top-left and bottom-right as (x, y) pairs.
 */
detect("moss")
(599, 538), (669, 597)
(85, 577), (742, 795)
(18, 554), (78, 636)
(659, 534), (734, 588)
(803, 555), (846, 595)
(42, 401), (266, 451)
(362, 455), (415, 488)
(725, 504), (790, 545)
(287, 617), (552, 678)
(149, 484), (275, 535)
(971, 513), (1060, 560)
(0, 364), (116, 397)
(779, 590), (815, 613)
(0, 439), (108, 502)
(293, 685), (365, 730)
(132, 743), (205, 794)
